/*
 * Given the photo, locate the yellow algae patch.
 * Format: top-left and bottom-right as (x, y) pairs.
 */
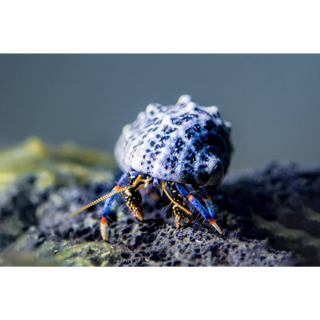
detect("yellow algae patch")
(0, 137), (116, 193)
(0, 236), (128, 266)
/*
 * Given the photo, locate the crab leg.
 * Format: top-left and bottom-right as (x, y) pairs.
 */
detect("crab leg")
(175, 183), (222, 235)
(169, 183), (193, 227)
(101, 172), (152, 240)
(97, 172), (129, 239)
(201, 190), (218, 222)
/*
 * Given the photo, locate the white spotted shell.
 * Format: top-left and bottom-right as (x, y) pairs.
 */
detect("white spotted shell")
(115, 95), (233, 187)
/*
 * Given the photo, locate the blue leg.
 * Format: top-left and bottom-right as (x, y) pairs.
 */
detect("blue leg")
(100, 172), (129, 240)
(201, 190), (218, 221)
(175, 183), (222, 234)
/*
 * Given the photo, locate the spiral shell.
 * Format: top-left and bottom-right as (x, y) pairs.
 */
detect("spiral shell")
(115, 95), (233, 187)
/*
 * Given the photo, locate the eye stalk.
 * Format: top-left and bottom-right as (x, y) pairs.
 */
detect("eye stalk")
(207, 161), (224, 186)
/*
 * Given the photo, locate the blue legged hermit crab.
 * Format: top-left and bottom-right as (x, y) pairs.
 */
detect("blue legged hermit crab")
(69, 95), (233, 240)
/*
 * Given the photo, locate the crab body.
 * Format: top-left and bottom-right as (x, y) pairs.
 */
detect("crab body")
(69, 95), (233, 240)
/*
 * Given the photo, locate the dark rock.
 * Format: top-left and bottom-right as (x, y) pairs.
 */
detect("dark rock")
(1, 150), (319, 266)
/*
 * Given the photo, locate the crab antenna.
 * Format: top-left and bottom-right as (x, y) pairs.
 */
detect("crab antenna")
(68, 185), (135, 219)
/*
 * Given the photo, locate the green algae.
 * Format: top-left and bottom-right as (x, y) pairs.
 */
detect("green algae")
(0, 137), (118, 258)
(0, 136), (115, 193)
(0, 231), (129, 267)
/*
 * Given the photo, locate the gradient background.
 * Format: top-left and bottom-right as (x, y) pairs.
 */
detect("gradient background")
(0, 54), (319, 172)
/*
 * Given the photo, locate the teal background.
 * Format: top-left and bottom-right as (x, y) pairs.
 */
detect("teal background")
(0, 54), (319, 172)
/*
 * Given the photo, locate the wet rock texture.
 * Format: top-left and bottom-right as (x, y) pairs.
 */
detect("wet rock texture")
(1, 153), (320, 266)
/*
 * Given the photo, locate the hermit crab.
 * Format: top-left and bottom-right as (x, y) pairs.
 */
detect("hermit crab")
(69, 95), (233, 240)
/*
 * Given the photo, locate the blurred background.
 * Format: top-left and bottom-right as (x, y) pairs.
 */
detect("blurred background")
(0, 54), (319, 173)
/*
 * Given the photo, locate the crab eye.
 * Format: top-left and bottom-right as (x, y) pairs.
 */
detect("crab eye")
(207, 161), (224, 185)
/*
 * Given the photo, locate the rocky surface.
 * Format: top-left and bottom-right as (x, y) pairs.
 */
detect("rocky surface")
(0, 138), (319, 266)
